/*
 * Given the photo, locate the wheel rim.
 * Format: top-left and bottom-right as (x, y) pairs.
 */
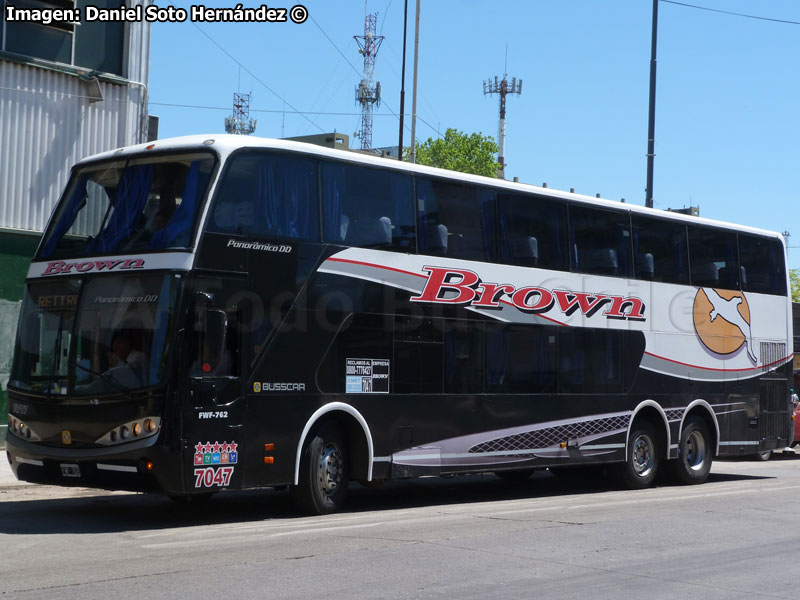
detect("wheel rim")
(317, 442), (343, 497)
(684, 430), (707, 471)
(632, 433), (655, 477)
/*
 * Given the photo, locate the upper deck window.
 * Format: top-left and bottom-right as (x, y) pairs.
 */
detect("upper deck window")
(569, 205), (633, 277)
(497, 192), (568, 270)
(208, 151), (320, 241)
(322, 161), (415, 252)
(631, 215), (689, 284)
(38, 152), (215, 259)
(416, 177), (496, 261)
(688, 226), (739, 289)
(738, 234), (787, 296)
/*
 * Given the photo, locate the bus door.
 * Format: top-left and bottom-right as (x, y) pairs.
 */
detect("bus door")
(183, 278), (245, 493)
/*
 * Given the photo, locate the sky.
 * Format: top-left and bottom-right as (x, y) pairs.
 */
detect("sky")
(149, 0), (800, 270)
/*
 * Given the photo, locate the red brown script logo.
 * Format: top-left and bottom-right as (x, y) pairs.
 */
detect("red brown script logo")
(42, 258), (145, 276)
(410, 266), (646, 321)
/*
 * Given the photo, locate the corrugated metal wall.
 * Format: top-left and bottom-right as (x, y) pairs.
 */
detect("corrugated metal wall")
(0, 7), (151, 234)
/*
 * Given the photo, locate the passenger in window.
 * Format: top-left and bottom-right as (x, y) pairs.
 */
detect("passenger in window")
(107, 332), (145, 372)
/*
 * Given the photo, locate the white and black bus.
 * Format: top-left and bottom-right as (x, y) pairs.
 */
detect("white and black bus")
(6, 135), (793, 513)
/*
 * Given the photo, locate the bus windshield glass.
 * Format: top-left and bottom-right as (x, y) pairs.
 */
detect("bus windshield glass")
(10, 274), (179, 397)
(38, 152), (215, 259)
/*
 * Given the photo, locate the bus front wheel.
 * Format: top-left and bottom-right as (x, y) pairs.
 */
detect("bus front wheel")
(293, 422), (349, 515)
(669, 416), (712, 484)
(613, 421), (660, 489)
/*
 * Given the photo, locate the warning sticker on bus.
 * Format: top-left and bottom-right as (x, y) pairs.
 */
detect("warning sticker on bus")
(346, 358), (390, 393)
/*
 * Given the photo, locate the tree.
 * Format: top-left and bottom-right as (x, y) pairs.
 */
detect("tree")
(791, 269), (800, 303)
(409, 128), (500, 178)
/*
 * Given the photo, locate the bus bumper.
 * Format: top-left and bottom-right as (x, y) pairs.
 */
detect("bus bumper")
(4, 433), (177, 494)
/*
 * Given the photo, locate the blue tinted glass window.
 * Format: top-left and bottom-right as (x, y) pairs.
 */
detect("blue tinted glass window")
(689, 226), (739, 289)
(569, 206), (632, 277)
(322, 162), (414, 252)
(209, 152), (320, 241)
(416, 178), (496, 261)
(631, 215), (689, 284)
(738, 234), (787, 296)
(497, 193), (568, 270)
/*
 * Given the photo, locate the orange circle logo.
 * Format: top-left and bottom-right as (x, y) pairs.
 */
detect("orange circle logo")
(693, 288), (756, 362)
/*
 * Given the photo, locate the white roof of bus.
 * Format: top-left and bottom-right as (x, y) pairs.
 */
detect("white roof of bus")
(78, 134), (784, 243)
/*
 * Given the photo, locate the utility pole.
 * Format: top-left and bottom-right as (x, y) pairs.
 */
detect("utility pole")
(397, 0), (409, 160)
(483, 69), (522, 179)
(409, 0), (420, 163)
(354, 11), (384, 151)
(645, 0), (658, 208)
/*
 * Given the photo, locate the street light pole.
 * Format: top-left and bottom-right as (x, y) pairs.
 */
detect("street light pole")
(645, 0), (658, 209)
(410, 0), (420, 163)
(398, 0), (408, 161)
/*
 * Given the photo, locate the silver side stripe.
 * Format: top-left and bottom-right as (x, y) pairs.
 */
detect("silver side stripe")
(396, 445), (624, 462)
(16, 457), (44, 467)
(578, 444), (625, 450)
(96, 464), (138, 473)
(718, 441), (760, 446)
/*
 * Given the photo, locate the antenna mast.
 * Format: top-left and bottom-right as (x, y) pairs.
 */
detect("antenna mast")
(354, 12), (384, 151)
(483, 68), (522, 178)
(224, 92), (257, 135)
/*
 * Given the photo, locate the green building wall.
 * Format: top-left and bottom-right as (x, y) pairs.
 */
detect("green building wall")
(0, 230), (39, 446)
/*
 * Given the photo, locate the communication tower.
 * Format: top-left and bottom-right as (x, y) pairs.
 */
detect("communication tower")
(224, 92), (257, 135)
(354, 12), (384, 151)
(483, 73), (522, 178)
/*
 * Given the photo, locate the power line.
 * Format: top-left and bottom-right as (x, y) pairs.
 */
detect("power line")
(150, 100), (412, 118)
(660, 0), (800, 25)
(309, 11), (438, 138)
(191, 23), (325, 133)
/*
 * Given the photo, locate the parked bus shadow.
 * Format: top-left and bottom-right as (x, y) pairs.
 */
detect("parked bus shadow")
(0, 468), (772, 536)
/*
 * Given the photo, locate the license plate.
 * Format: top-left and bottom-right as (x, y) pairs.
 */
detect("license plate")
(60, 463), (81, 478)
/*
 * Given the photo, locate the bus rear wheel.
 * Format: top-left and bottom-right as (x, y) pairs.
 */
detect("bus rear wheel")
(613, 421), (661, 489)
(292, 422), (349, 515)
(669, 416), (712, 484)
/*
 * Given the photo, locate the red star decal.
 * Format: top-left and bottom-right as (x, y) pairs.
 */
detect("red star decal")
(194, 442), (205, 454)
(229, 441), (238, 453)
(221, 442), (230, 453)
(212, 441), (221, 453)
(203, 442), (212, 453)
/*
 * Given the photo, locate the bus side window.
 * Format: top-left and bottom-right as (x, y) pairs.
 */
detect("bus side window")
(485, 324), (557, 394)
(209, 151), (320, 241)
(688, 226), (739, 289)
(497, 193), (568, 271)
(739, 234), (787, 296)
(321, 161), (415, 251)
(631, 215), (689, 284)
(416, 177), (496, 261)
(569, 206), (633, 278)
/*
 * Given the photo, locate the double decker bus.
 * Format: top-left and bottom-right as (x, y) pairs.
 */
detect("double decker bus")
(6, 135), (793, 514)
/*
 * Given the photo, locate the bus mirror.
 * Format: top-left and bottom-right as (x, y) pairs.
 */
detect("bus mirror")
(203, 309), (227, 370)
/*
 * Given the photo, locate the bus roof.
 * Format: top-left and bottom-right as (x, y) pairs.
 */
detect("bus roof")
(79, 134), (784, 244)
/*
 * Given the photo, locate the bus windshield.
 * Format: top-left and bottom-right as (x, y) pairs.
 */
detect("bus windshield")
(10, 274), (180, 397)
(38, 152), (215, 259)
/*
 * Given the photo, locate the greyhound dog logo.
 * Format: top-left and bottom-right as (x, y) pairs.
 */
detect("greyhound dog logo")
(693, 288), (756, 363)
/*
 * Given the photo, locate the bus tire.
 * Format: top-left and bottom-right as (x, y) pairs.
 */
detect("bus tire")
(613, 421), (660, 489)
(292, 422), (349, 515)
(669, 416), (712, 484)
